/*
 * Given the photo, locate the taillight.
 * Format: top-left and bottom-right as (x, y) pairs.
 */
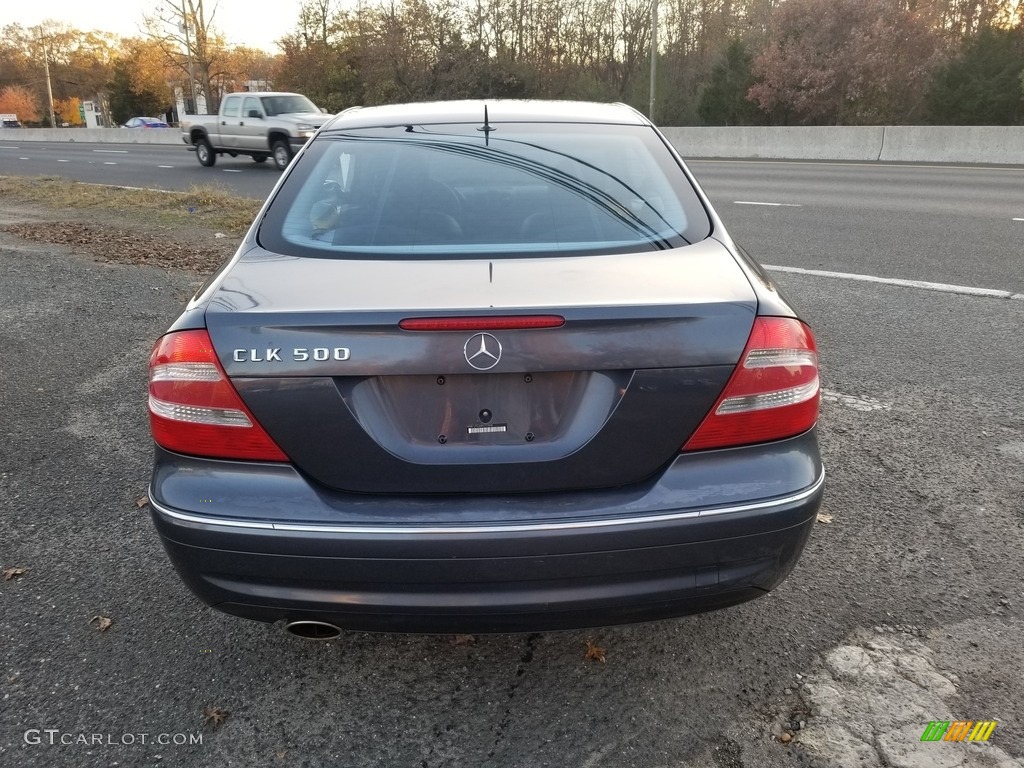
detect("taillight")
(683, 317), (819, 451)
(148, 330), (288, 462)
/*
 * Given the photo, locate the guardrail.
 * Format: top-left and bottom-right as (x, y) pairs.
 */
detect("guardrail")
(3, 125), (1024, 164)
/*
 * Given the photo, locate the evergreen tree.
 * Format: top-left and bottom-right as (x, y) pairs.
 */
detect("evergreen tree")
(698, 39), (762, 126)
(107, 59), (167, 124)
(926, 27), (1024, 125)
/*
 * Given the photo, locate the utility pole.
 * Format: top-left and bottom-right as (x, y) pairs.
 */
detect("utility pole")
(648, 0), (658, 123)
(180, 1), (199, 113)
(41, 39), (57, 128)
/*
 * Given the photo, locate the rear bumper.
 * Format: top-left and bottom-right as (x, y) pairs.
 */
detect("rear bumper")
(149, 431), (823, 633)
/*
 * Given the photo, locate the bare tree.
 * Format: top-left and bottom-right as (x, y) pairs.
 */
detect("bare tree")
(145, 0), (228, 113)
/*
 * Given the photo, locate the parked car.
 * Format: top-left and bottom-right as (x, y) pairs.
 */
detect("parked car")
(180, 91), (329, 170)
(122, 117), (170, 128)
(147, 100), (824, 637)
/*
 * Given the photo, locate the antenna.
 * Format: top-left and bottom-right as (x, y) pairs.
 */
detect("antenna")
(478, 104), (495, 145)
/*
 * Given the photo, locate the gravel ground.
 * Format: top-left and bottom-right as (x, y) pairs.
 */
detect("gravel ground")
(1, 203), (1022, 768)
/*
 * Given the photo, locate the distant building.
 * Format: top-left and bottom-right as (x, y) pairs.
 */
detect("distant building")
(80, 100), (105, 128)
(174, 86), (209, 118)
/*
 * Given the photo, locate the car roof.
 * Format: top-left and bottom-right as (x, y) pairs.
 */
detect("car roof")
(230, 92), (304, 98)
(322, 100), (650, 130)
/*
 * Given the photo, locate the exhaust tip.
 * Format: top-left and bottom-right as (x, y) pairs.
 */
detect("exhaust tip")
(284, 620), (343, 640)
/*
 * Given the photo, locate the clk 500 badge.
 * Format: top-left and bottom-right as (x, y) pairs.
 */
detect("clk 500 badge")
(233, 347), (351, 362)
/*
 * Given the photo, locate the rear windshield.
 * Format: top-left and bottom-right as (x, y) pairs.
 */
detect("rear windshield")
(258, 122), (710, 259)
(261, 94), (318, 116)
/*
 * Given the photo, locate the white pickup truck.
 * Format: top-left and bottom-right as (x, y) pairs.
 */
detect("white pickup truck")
(180, 92), (330, 170)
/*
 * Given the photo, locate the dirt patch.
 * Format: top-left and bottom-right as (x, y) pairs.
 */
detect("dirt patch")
(0, 175), (261, 234)
(0, 175), (260, 273)
(1, 221), (234, 273)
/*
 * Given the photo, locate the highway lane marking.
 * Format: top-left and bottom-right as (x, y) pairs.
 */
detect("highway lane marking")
(222, 169), (242, 173)
(734, 200), (802, 207)
(157, 165), (174, 168)
(110, 185), (172, 192)
(19, 157), (30, 160)
(103, 161), (117, 165)
(92, 149), (128, 154)
(1014, 218), (1024, 222)
(764, 264), (1024, 301)
(57, 159), (69, 162)
(0, 146), (18, 149)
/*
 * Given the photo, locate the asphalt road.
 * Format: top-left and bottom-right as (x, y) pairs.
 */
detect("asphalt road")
(0, 140), (281, 196)
(1, 155), (1023, 767)
(689, 159), (1024, 294)
(2, 140), (1022, 292)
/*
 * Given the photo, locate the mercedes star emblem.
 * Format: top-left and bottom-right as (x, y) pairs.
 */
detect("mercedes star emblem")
(464, 333), (502, 370)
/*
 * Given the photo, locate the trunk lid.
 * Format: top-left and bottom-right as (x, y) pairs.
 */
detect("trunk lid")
(206, 239), (756, 493)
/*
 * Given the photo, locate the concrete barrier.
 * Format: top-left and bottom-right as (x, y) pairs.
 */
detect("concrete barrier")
(661, 125), (1024, 165)
(662, 126), (885, 161)
(4, 125), (1023, 164)
(0, 128), (182, 145)
(879, 126), (1024, 165)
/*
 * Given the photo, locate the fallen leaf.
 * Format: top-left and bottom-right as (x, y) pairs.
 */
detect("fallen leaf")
(816, 513), (833, 524)
(451, 634), (476, 646)
(135, 495), (149, 509)
(90, 615), (113, 632)
(275, 750), (288, 759)
(203, 706), (230, 727)
(0, 222), (234, 274)
(584, 640), (606, 664)
(3, 567), (29, 581)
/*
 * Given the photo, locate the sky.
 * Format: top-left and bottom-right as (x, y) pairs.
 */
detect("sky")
(4, 0), (305, 52)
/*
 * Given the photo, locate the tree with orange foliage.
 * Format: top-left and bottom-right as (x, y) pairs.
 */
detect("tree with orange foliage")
(0, 85), (40, 123)
(220, 46), (276, 92)
(55, 97), (82, 126)
(119, 37), (176, 104)
(144, 0), (230, 113)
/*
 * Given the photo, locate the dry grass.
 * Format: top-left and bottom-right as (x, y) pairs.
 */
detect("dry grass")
(0, 175), (261, 235)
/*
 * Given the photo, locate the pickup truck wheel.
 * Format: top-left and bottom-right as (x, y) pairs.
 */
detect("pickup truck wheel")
(253, 154), (268, 163)
(196, 138), (216, 167)
(272, 140), (293, 170)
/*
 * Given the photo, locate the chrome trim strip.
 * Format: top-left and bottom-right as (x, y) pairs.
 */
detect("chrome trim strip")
(148, 472), (824, 535)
